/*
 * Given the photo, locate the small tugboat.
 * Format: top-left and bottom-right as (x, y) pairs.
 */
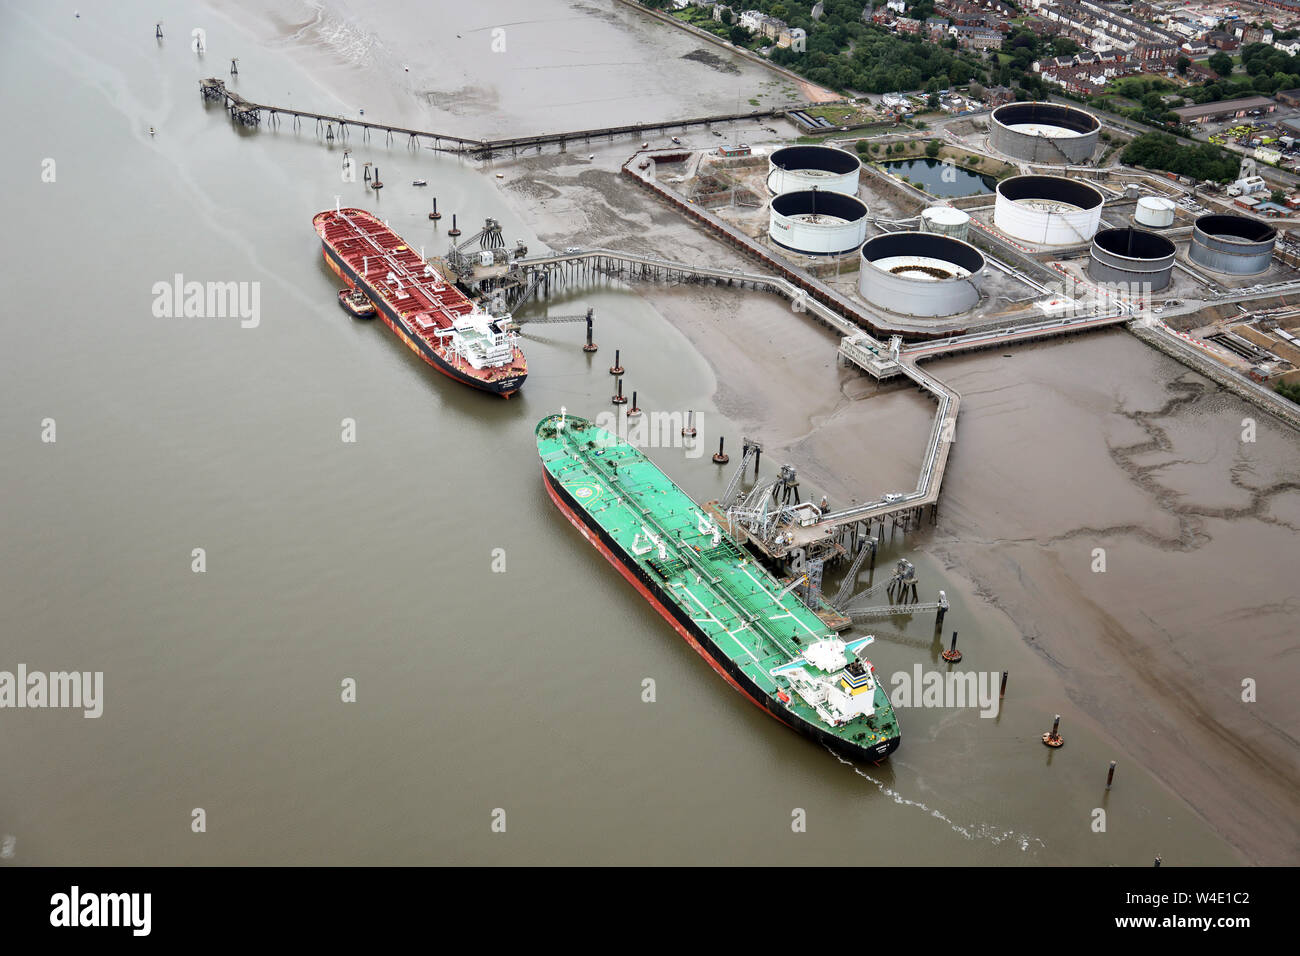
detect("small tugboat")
(411, 179), (427, 186)
(337, 287), (376, 318)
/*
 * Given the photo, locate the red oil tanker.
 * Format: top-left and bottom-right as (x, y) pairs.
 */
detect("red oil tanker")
(313, 207), (526, 397)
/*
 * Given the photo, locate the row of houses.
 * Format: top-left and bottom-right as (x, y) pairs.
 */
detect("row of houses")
(873, 9), (1004, 48)
(934, 0), (1016, 17)
(1037, 57), (1148, 93)
(1027, 0), (1181, 64)
(932, 1), (1014, 34)
(1134, 2), (1300, 57)
(710, 5), (808, 48)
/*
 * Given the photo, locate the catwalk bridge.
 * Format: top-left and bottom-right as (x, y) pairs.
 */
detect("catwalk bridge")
(200, 79), (787, 158)
(503, 244), (1135, 556)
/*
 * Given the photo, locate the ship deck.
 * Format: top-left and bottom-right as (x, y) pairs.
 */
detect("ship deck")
(538, 416), (899, 746)
(315, 208), (475, 334)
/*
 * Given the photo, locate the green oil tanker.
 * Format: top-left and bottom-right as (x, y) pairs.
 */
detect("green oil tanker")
(537, 412), (900, 762)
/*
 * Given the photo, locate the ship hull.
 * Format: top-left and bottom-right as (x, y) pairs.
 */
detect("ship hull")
(320, 243), (524, 398)
(542, 467), (899, 763)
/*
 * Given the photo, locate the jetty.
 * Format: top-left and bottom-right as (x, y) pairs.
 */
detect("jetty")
(200, 79), (788, 158)
(201, 79), (481, 150)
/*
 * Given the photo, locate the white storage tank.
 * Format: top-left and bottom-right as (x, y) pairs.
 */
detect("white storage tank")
(994, 175), (1104, 246)
(1134, 196), (1177, 228)
(920, 206), (971, 241)
(767, 145), (862, 196)
(858, 232), (985, 317)
(769, 189), (869, 256)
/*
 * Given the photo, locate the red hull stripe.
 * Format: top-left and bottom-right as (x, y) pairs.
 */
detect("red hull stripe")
(543, 469), (791, 728)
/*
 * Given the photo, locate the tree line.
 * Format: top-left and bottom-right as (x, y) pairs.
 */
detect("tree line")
(1120, 132), (1242, 182)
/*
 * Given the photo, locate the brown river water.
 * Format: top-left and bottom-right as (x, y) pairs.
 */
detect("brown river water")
(0, 0), (1293, 865)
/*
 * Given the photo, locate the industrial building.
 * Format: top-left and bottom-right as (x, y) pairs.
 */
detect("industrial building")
(1171, 96), (1277, 125)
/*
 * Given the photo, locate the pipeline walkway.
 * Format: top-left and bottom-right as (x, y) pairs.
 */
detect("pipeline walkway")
(201, 78), (790, 159)
(201, 78), (481, 150)
(508, 243), (1140, 547)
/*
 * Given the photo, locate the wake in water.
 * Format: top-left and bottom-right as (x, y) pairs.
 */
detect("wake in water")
(826, 747), (1047, 854)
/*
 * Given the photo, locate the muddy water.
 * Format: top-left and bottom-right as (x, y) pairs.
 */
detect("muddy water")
(0, 0), (1287, 866)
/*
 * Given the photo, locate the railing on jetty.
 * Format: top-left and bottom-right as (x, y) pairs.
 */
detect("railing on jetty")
(200, 78), (789, 158)
(200, 79), (482, 150)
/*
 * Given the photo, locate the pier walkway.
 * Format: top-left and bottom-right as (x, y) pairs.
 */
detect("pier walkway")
(200, 78), (481, 150)
(200, 78), (787, 158)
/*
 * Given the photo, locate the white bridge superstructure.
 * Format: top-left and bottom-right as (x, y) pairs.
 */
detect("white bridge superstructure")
(771, 636), (879, 726)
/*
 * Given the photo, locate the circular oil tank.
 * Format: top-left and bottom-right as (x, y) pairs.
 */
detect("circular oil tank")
(1088, 228), (1176, 293)
(858, 231), (985, 317)
(769, 189), (868, 256)
(990, 102), (1101, 164)
(1135, 196), (1177, 228)
(920, 206), (971, 242)
(1189, 214), (1276, 276)
(767, 145), (862, 196)
(994, 175), (1103, 246)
